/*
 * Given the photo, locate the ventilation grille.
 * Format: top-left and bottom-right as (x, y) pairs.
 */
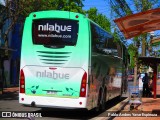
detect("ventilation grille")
(37, 51), (71, 66)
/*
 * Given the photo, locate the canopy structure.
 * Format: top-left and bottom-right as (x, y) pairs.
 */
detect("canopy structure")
(114, 8), (160, 39)
(139, 57), (160, 65)
(114, 8), (160, 99)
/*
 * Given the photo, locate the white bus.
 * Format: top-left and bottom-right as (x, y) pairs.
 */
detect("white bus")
(19, 10), (129, 111)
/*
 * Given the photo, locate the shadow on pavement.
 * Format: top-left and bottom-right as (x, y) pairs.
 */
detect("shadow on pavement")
(34, 97), (126, 119)
(0, 91), (18, 100)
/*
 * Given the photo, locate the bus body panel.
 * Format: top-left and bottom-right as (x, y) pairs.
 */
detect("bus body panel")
(86, 22), (124, 109)
(20, 11), (90, 108)
(21, 11), (89, 69)
(86, 55), (123, 109)
(19, 93), (87, 108)
(22, 66), (85, 97)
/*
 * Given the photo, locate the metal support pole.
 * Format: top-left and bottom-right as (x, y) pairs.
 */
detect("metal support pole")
(153, 65), (157, 99)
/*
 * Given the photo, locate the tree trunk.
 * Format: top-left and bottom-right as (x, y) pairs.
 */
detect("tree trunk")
(142, 35), (146, 56)
(133, 56), (138, 86)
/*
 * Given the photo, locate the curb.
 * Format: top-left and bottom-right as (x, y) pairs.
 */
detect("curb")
(91, 98), (129, 120)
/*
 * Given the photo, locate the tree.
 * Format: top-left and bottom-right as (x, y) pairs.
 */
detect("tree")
(19, 0), (85, 17)
(86, 7), (111, 32)
(110, 0), (160, 86)
(0, 0), (85, 44)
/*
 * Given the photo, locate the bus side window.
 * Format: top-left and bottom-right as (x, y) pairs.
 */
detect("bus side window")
(91, 24), (100, 54)
(91, 22), (118, 56)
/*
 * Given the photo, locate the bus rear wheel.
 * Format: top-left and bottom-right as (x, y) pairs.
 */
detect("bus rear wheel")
(95, 91), (101, 112)
(95, 89), (106, 112)
(101, 89), (106, 111)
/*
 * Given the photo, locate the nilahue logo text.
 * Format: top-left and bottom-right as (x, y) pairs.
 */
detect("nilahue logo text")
(38, 23), (72, 33)
(36, 70), (69, 80)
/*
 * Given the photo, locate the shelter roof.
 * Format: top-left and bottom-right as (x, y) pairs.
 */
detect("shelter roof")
(138, 57), (160, 66)
(114, 8), (160, 39)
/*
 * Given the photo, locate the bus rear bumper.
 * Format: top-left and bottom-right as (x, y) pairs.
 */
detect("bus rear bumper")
(19, 93), (87, 109)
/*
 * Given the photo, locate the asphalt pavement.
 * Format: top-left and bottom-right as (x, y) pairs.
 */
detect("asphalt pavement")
(1, 86), (160, 120)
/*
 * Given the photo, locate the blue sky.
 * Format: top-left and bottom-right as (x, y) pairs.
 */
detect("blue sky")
(0, 0), (5, 6)
(83, 0), (160, 44)
(83, 0), (111, 18)
(83, 0), (132, 44)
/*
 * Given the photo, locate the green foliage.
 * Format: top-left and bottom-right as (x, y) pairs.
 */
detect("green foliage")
(134, 0), (156, 12)
(112, 30), (121, 43)
(86, 7), (111, 32)
(111, 0), (160, 68)
(19, 0), (85, 18)
(0, 0), (85, 42)
(128, 44), (137, 68)
(0, 0), (85, 58)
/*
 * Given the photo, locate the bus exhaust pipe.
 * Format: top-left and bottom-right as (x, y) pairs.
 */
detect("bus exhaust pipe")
(31, 101), (36, 107)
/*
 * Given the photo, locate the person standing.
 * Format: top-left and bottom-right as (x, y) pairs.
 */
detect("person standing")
(142, 73), (150, 97)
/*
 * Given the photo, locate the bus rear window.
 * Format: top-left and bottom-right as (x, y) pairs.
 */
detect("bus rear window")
(32, 19), (79, 46)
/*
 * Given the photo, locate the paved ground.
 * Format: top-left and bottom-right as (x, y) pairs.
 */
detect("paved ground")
(1, 79), (160, 120)
(113, 79), (160, 120)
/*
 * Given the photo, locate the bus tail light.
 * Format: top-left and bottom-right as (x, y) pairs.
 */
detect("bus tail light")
(75, 15), (79, 18)
(80, 72), (87, 97)
(20, 69), (25, 93)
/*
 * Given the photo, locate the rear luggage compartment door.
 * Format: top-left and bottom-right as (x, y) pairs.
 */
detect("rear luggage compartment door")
(23, 66), (85, 98)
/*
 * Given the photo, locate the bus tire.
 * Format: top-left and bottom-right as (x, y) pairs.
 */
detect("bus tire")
(101, 88), (106, 112)
(95, 89), (102, 112)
